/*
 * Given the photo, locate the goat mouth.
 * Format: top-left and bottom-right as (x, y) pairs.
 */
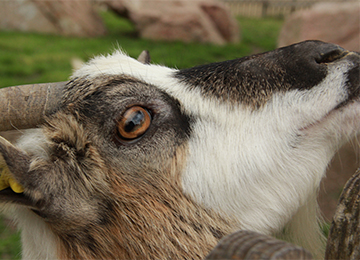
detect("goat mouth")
(0, 188), (34, 208)
(299, 111), (333, 132)
(300, 97), (360, 134)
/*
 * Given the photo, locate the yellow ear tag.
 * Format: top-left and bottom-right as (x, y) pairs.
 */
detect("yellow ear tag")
(0, 163), (24, 193)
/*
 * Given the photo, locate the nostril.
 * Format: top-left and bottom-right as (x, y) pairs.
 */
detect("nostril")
(316, 49), (348, 64)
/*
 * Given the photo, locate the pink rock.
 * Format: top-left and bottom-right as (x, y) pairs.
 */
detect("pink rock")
(200, 3), (239, 43)
(278, 2), (360, 51)
(106, 0), (240, 45)
(0, 0), (106, 37)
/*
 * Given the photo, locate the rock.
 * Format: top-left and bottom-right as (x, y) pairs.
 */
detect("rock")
(318, 140), (360, 222)
(105, 0), (240, 45)
(0, 0), (106, 37)
(200, 3), (239, 43)
(278, 2), (360, 51)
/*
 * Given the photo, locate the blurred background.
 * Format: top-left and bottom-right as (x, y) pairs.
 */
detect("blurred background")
(0, 0), (359, 258)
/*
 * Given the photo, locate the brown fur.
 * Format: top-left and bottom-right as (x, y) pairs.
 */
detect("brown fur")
(21, 109), (234, 260)
(0, 75), (235, 259)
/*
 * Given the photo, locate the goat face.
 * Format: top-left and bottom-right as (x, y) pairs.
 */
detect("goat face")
(0, 41), (359, 259)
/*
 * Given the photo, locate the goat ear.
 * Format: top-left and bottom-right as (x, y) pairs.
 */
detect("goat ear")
(137, 50), (151, 64)
(0, 136), (30, 191)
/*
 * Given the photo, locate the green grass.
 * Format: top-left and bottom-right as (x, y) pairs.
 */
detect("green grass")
(0, 217), (21, 259)
(0, 11), (283, 88)
(238, 16), (284, 52)
(0, 11), (284, 258)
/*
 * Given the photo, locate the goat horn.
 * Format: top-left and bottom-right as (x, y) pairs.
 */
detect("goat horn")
(205, 230), (313, 259)
(0, 82), (65, 131)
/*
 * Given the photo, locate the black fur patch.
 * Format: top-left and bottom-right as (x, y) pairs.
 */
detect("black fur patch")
(175, 41), (330, 108)
(346, 62), (360, 101)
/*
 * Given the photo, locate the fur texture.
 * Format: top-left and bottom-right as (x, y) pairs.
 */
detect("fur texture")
(0, 41), (359, 259)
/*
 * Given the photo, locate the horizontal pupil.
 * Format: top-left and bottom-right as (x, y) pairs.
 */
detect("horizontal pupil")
(124, 110), (144, 133)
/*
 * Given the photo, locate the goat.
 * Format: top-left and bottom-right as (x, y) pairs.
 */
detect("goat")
(0, 40), (358, 259)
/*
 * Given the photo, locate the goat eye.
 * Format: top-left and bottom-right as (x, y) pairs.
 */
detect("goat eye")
(117, 106), (151, 140)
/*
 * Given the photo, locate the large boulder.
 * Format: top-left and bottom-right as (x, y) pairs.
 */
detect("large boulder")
(106, 0), (240, 45)
(0, 0), (106, 37)
(278, 2), (360, 51)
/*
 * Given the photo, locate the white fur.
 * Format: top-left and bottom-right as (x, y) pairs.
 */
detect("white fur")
(71, 50), (176, 85)
(2, 205), (58, 260)
(16, 129), (49, 160)
(16, 208), (58, 260)
(12, 50), (359, 259)
(175, 61), (359, 257)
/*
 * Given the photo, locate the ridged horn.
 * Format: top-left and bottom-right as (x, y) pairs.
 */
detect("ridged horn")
(0, 82), (65, 131)
(205, 230), (313, 259)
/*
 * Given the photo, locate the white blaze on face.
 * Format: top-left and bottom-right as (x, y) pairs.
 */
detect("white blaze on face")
(73, 49), (359, 236)
(176, 58), (359, 234)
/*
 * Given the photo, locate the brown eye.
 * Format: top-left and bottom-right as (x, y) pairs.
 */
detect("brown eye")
(117, 106), (151, 140)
